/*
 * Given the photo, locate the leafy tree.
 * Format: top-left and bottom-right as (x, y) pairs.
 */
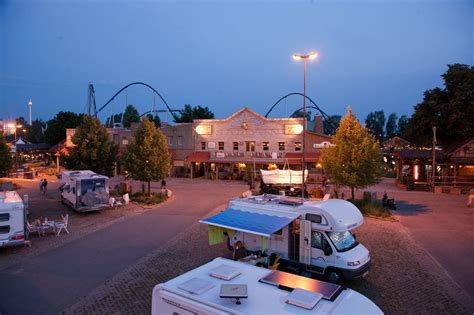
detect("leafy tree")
(146, 113), (161, 128)
(44, 111), (84, 144)
(106, 113), (123, 127)
(0, 132), (13, 176)
(174, 104), (214, 123)
(365, 110), (386, 142)
(397, 115), (409, 137)
(25, 119), (46, 143)
(403, 64), (474, 145)
(321, 107), (383, 200)
(122, 105), (140, 127)
(323, 115), (341, 135)
(385, 113), (398, 139)
(121, 118), (170, 194)
(64, 116), (117, 177)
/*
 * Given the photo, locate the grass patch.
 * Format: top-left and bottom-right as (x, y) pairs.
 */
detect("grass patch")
(131, 192), (167, 205)
(350, 199), (392, 218)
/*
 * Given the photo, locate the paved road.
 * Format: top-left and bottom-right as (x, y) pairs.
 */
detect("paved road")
(342, 179), (474, 300)
(0, 178), (247, 314)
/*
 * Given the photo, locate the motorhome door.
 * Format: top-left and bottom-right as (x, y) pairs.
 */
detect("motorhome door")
(299, 220), (311, 264)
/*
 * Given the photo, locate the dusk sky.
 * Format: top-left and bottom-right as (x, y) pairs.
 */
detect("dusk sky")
(1, 0), (472, 124)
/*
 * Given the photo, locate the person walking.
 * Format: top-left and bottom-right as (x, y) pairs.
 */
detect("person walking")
(39, 179), (44, 193)
(160, 179), (166, 190)
(42, 179), (48, 195)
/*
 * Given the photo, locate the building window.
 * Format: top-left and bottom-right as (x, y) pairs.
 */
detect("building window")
(295, 142), (302, 151)
(279, 142), (285, 151)
(178, 136), (183, 146)
(246, 141), (255, 152)
(262, 142), (269, 151)
(201, 142), (206, 150)
(218, 141), (224, 150)
(233, 142), (239, 151)
(122, 137), (129, 145)
(168, 136), (173, 146)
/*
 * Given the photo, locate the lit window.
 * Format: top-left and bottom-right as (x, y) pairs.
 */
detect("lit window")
(178, 136), (183, 146)
(279, 142), (285, 151)
(201, 142), (206, 150)
(246, 141), (255, 152)
(295, 142), (302, 151)
(233, 142), (239, 151)
(262, 142), (269, 151)
(218, 141), (224, 150)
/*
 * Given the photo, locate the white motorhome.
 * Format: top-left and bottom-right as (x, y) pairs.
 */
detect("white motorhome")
(200, 194), (370, 283)
(152, 257), (383, 314)
(60, 170), (110, 212)
(0, 191), (26, 247)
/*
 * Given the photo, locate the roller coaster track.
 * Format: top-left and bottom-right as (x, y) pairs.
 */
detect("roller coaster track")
(93, 82), (181, 121)
(265, 92), (337, 131)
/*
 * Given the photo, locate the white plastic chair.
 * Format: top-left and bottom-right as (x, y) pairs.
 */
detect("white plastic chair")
(322, 193), (331, 201)
(26, 221), (44, 237)
(123, 193), (130, 205)
(55, 214), (69, 236)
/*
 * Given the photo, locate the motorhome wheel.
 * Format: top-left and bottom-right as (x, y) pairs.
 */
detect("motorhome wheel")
(326, 269), (343, 284)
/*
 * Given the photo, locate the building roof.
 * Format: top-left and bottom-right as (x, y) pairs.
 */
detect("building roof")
(186, 152), (210, 162)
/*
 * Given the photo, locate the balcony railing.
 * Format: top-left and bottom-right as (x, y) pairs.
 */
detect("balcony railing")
(210, 151), (285, 159)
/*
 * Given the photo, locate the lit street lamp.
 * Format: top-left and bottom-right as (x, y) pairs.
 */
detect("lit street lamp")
(8, 123), (23, 168)
(293, 52), (318, 198)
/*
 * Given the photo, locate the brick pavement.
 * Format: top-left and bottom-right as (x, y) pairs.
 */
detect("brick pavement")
(63, 207), (474, 314)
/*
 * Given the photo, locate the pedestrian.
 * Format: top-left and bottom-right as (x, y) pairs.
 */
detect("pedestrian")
(39, 179), (44, 193)
(160, 179), (166, 190)
(42, 178), (48, 195)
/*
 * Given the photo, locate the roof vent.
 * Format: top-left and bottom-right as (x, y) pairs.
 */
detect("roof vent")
(285, 288), (323, 310)
(178, 277), (215, 295)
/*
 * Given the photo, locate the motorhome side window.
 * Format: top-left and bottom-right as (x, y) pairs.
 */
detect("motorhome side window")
(306, 213), (322, 224)
(311, 231), (323, 249)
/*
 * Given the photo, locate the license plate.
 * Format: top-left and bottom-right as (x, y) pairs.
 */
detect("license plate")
(362, 271), (369, 278)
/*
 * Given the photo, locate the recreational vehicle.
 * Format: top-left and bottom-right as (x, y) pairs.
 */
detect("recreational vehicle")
(0, 191), (26, 247)
(60, 170), (110, 212)
(152, 257), (383, 314)
(200, 194), (370, 283)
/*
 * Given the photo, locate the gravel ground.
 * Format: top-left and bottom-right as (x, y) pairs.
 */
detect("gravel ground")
(63, 209), (474, 314)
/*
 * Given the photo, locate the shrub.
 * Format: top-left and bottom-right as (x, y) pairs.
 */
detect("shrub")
(131, 192), (167, 205)
(350, 199), (392, 218)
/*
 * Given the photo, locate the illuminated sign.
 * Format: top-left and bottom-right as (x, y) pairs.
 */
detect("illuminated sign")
(195, 124), (212, 135)
(284, 124), (303, 135)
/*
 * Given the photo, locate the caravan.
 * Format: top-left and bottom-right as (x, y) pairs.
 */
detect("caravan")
(200, 194), (370, 283)
(152, 257), (382, 314)
(60, 170), (110, 212)
(0, 191), (26, 247)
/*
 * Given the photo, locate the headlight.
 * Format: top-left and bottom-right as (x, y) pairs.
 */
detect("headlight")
(347, 260), (360, 266)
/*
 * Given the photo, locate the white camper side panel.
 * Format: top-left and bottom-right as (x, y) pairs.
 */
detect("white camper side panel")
(299, 220), (311, 264)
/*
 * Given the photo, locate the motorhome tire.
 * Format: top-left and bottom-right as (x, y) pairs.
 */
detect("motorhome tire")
(326, 269), (344, 284)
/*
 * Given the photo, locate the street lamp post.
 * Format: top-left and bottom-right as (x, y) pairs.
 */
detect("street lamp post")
(293, 52), (318, 198)
(8, 123), (23, 169)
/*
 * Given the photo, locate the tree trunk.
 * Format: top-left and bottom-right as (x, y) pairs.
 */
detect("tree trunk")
(351, 187), (355, 200)
(148, 181), (151, 196)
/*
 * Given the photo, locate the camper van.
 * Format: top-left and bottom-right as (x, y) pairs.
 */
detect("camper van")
(200, 194), (370, 283)
(60, 170), (110, 212)
(152, 257), (383, 314)
(0, 191), (26, 247)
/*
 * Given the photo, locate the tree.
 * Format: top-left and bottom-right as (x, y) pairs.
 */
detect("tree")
(121, 118), (170, 194)
(397, 115), (409, 137)
(403, 64), (474, 145)
(64, 116), (117, 177)
(146, 113), (161, 128)
(174, 104), (214, 123)
(365, 110), (386, 142)
(321, 107), (383, 200)
(323, 115), (341, 135)
(122, 105), (140, 127)
(385, 113), (398, 139)
(44, 111), (84, 144)
(25, 119), (46, 143)
(0, 132), (13, 176)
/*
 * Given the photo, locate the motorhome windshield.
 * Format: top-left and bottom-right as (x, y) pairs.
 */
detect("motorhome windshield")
(326, 231), (358, 252)
(81, 179), (106, 195)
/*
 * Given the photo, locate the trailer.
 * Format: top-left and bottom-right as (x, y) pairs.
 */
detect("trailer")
(200, 194), (371, 283)
(59, 170), (109, 212)
(152, 257), (383, 314)
(259, 169), (308, 196)
(0, 191), (26, 247)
